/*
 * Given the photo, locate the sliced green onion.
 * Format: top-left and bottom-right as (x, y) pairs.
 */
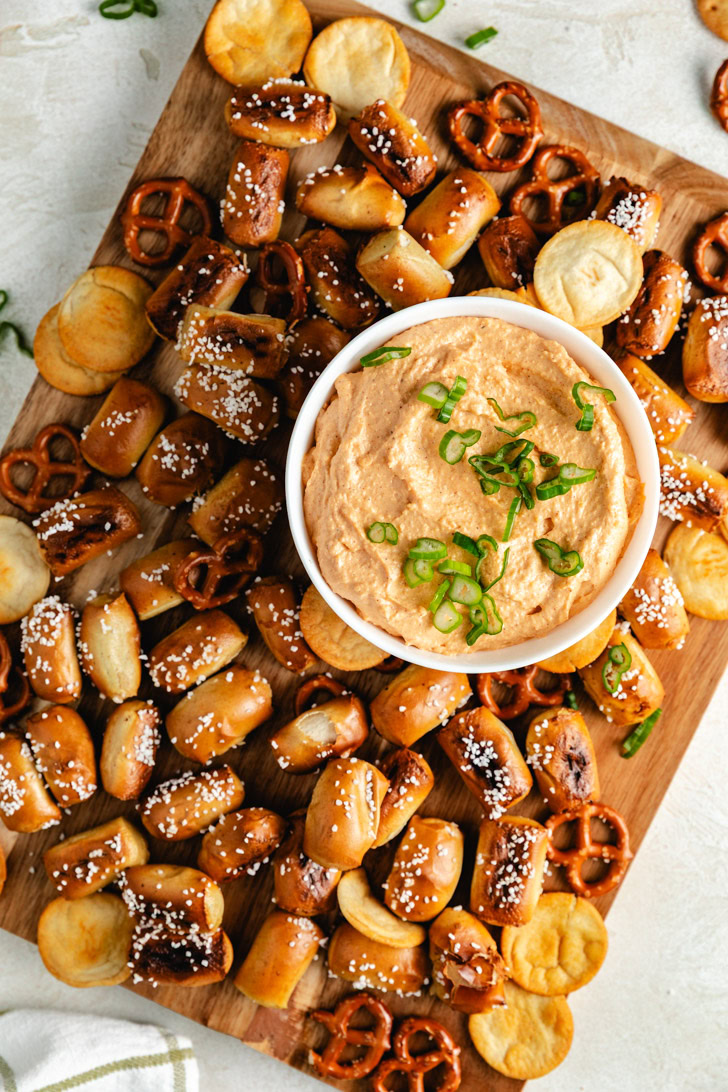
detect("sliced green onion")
(447, 573), (483, 606)
(518, 482), (535, 509)
(481, 546), (509, 592)
(403, 558), (424, 587)
(99, 0), (157, 17)
(564, 189), (586, 207)
(413, 0), (445, 21)
(502, 497), (521, 542)
(409, 537), (447, 560)
(466, 596), (503, 643)
(602, 642), (632, 694)
(477, 534), (498, 555)
(360, 346), (412, 367)
(517, 457), (535, 483)
(535, 479), (571, 501)
(417, 380), (449, 408)
(539, 452), (559, 467)
(492, 438), (534, 465)
(572, 381), (616, 431)
(535, 462), (597, 501)
(576, 404), (595, 432)
(487, 397), (537, 437)
(439, 427), (481, 465)
(533, 538), (584, 577)
(453, 531), (480, 557)
(621, 708), (662, 758)
(479, 478), (501, 496)
(429, 580), (450, 612)
(469, 455), (519, 488)
(465, 26), (497, 48)
(437, 375), (467, 423)
(438, 559), (472, 576)
(433, 599), (462, 633)
(367, 521), (398, 544)
(0, 290), (33, 358)
(564, 689), (579, 710)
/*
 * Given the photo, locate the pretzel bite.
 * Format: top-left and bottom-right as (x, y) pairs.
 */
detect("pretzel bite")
(682, 294), (728, 402)
(79, 593), (141, 704)
(21, 596), (81, 703)
(0, 844), (5, 896)
(296, 164), (406, 232)
(79, 377), (167, 477)
(370, 665), (471, 746)
(404, 169), (500, 270)
(34, 303), (126, 396)
(130, 923), (233, 987)
(327, 922), (428, 994)
(273, 810), (340, 915)
(429, 907), (506, 1014)
(25, 706), (96, 807)
(119, 539), (196, 620)
(525, 707), (599, 813)
(100, 700), (162, 800)
(615, 249), (686, 358)
(175, 364), (279, 444)
(226, 79), (335, 147)
(469, 981), (573, 1080)
(136, 413), (225, 508)
(658, 445), (728, 530)
(33, 487), (141, 577)
(615, 352), (693, 445)
(356, 228), (454, 310)
(222, 141), (288, 247)
(37, 893), (134, 988)
(438, 707), (532, 818)
(577, 629), (664, 728)
(373, 747), (434, 848)
(477, 213), (540, 290)
(277, 317), (350, 419)
(166, 665), (272, 764)
(204, 0), (312, 87)
(594, 176), (662, 251)
(348, 100), (437, 197)
(188, 457), (283, 544)
(296, 227), (380, 330)
(664, 524), (728, 619)
(245, 576), (316, 673)
(383, 816), (463, 923)
(43, 816), (148, 898)
(57, 265), (155, 374)
(121, 864), (224, 933)
(0, 515), (50, 622)
(234, 909), (323, 1008)
(298, 584), (385, 670)
(178, 306), (287, 378)
(620, 547), (689, 649)
(471, 815), (548, 927)
(141, 765), (244, 841)
(303, 756), (388, 871)
(145, 236), (248, 342)
(148, 610), (246, 694)
(0, 732), (61, 833)
(536, 609), (616, 674)
(270, 688), (367, 773)
(198, 807), (287, 882)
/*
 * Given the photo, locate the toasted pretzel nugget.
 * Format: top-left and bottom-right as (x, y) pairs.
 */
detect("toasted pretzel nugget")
(136, 413), (225, 508)
(146, 236), (248, 342)
(616, 353), (693, 444)
(271, 677), (367, 773)
(536, 609), (616, 673)
(296, 227), (380, 329)
(38, 894), (134, 988)
(141, 765), (244, 841)
(234, 910), (323, 1007)
(616, 249), (686, 357)
(337, 867), (426, 949)
(21, 596), (81, 704)
(57, 265), (155, 374)
(448, 81), (543, 172)
(299, 584), (385, 670)
(43, 816), (149, 898)
(594, 176), (662, 251)
(304, 757), (388, 871)
(79, 593), (141, 704)
(120, 539), (196, 620)
(383, 816), (463, 923)
(471, 815), (548, 927)
(371, 664), (471, 746)
(130, 924), (233, 987)
(429, 907), (506, 1014)
(273, 810), (341, 915)
(683, 294), (728, 402)
(121, 864), (224, 933)
(198, 806), (287, 882)
(226, 79), (335, 147)
(175, 364), (279, 443)
(356, 228), (454, 310)
(222, 141), (289, 247)
(148, 610), (247, 694)
(33, 487), (141, 577)
(80, 377), (167, 477)
(620, 547), (690, 649)
(34, 303), (125, 396)
(328, 922), (428, 995)
(189, 457), (283, 544)
(477, 213), (540, 290)
(664, 524), (728, 619)
(525, 706), (599, 813)
(0, 515), (50, 623)
(100, 700), (162, 800)
(0, 732), (61, 833)
(245, 576), (316, 673)
(373, 747), (434, 848)
(166, 665), (272, 763)
(296, 164), (406, 232)
(510, 144), (600, 236)
(658, 445), (728, 530)
(439, 706), (532, 818)
(469, 981), (573, 1079)
(404, 169), (500, 269)
(578, 629), (664, 727)
(25, 706), (96, 807)
(205, 0), (312, 87)
(277, 317), (350, 419)
(178, 307), (286, 378)
(349, 100), (437, 196)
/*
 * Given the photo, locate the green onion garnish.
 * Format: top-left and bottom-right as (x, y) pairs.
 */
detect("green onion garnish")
(564, 189), (586, 207)
(438, 559), (472, 576)
(477, 534), (498, 555)
(481, 546), (509, 592)
(564, 689), (579, 710)
(465, 26), (497, 48)
(447, 573), (483, 606)
(418, 380), (449, 408)
(621, 708), (662, 758)
(535, 479), (570, 501)
(367, 521), (398, 545)
(432, 599), (462, 633)
(539, 452), (559, 467)
(413, 0), (445, 21)
(572, 381), (616, 432)
(535, 462), (597, 501)
(403, 558), (434, 587)
(502, 497), (521, 542)
(429, 580), (450, 612)
(517, 457), (535, 483)
(466, 595), (503, 643)
(409, 537), (447, 560)
(533, 538), (584, 577)
(439, 427), (481, 465)
(518, 482), (535, 509)
(99, 0), (157, 17)
(602, 642), (632, 694)
(469, 455), (519, 488)
(0, 291), (33, 358)
(452, 531), (480, 557)
(487, 397), (537, 437)
(360, 346), (412, 367)
(437, 375), (467, 423)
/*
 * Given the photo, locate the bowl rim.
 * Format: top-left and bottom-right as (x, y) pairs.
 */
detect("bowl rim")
(285, 296), (660, 672)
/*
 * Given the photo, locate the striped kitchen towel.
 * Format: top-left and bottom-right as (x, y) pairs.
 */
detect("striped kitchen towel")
(0, 1010), (198, 1092)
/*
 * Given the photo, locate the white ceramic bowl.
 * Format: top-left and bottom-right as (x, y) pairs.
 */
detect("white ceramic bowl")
(285, 297), (660, 672)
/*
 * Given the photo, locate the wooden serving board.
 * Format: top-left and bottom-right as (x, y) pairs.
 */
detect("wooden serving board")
(1, 2), (727, 1089)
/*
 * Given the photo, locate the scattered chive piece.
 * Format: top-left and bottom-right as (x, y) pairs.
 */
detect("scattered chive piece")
(572, 380), (616, 431)
(99, 0), (157, 17)
(409, 537), (448, 561)
(360, 346), (411, 367)
(438, 558), (472, 577)
(413, 0), (445, 21)
(476, 534), (498, 555)
(439, 427), (481, 464)
(564, 689), (579, 710)
(367, 521), (399, 545)
(432, 598), (462, 633)
(602, 642), (632, 694)
(487, 397), (537, 437)
(429, 580), (450, 612)
(418, 380), (449, 409)
(465, 26), (498, 48)
(453, 531), (480, 557)
(0, 291), (33, 358)
(539, 452), (559, 467)
(437, 375), (467, 423)
(621, 708), (662, 758)
(502, 497), (521, 542)
(533, 538), (584, 577)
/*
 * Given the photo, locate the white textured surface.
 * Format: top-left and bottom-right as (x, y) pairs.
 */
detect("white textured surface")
(0, 1), (727, 1089)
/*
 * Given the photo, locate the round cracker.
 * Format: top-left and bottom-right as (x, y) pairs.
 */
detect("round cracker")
(299, 584), (385, 670)
(303, 17), (410, 121)
(533, 220), (642, 328)
(663, 524), (728, 619)
(501, 892), (608, 996)
(697, 0), (728, 40)
(469, 981), (573, 1080)
(57, 266), (155, 374)
(37, 893), (133, 988)
(0, 515), (50, 624)
(34, 303), (126, 396)
(469, 287), (538, 306)
(204, 0), (312, 87)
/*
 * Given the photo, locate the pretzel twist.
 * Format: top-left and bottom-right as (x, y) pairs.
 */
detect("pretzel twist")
(448, 81), (543, 172)
(711, 60), (728, 134)
(693, 212), (728, 293)
(0, 424), (91, 514)
(310, 992), (393, 1081)
(476, 664), (570, 719)
(255, 240), (308, 324)
(295, 674), (348, 717)
(546, 801), (633, 899)
(173, 528), (263, 610)
(372, 1017), (462, 1092)
(510, 144), (600, 235)
(0, 631), (30, 725)
(121, 177), (212, 267)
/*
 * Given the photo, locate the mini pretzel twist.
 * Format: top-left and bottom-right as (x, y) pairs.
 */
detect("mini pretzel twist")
(693, 212), (728, 293)
(509, 144), (600, 235)
(0, 424), (91, 514)
(447, 81), (543, 172)
(173, 528), (264, 610)
(0, 631), (30, 725)
(372, 1016), (462, 1092)
(255, 240), (309, 324)
(310, 992), (393, 1081)
(546, 801), (633, 899)
(476, 664), (570, 719)
(295, 674), (348, 717)
(121, 177), (213, 267)
(711, 60), (728, 133)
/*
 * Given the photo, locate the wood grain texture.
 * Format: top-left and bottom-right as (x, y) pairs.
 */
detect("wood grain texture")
(1, 1), (727, 1089)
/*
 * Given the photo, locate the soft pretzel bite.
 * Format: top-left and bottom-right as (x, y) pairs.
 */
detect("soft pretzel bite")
(121, 864), (224, 933)
(277, 317), (350, 419)
(178, 307), (286, 378)
(658, 445), (728, 530)
(615, 352), (693, 445)
(577, 629), (664, 728)
(141, 765), (244, 841)
(43, 816), (148, 898)
(337, 867), (426, 949)
(80, 377), (167, 478)
(100, 700), (162, 800)
(226, 79), (335, 147)
(204, 0), (312, 88)
(370, 664), (471, 747)
(383, 815), (463, 923)
(166, 665), (272, 764)
(664, 524), (728, 619)
(25, 706), (96, 807)
(136, 412), (225, 508)
(270, 680), (367, 773)
(38, 893), (134, 988)
(198, 806), (287, 882)
(34, 303), (126, 397)
(273, 810), (340, 915)
(429, 907), (506, 1014)
(616, 249), (686, 358)
(148, 610), (246, 694)
(525, 707), (599, 813)
(536, 609), (616, 674)
(373, 747), (434, 848)
(0, 844), (5, 896)
(438, 706), (532, 818)
(593, 176), (662, 252)
(404, 169), (500, 270)
(188, 457), (283, 544)
(79, 593), (141, 704)
(299, 584), (385, 670)
(296, 164), (406, 232)
(33, 487), (141, 578)
(145, 236), (248, 342)
(348, 100), (437, 197)
(477, 213), (540, 290)
(245, 576), (316, 673)
(21, 596), (81, 704)
(303, 756), (388, 871)
(130, 924), (233, 987)
(682, 294), (728, 402)
(328, 921), (428, 994)
(620, 547), (690, 649)
(0, 732), (61, 833)
(234, 909), (323, 1008)
(356, 228), (453, 310)
(471, 815), (548, 928)
(468, 981), (573, 1081)
(222, 141), (288, 247)
(57, 265), (155, 375)
(296, 227), (380, 330)
(0, 516), (50, 623)
(120, 539), (196, 620)
(175, 364), (279, 444)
